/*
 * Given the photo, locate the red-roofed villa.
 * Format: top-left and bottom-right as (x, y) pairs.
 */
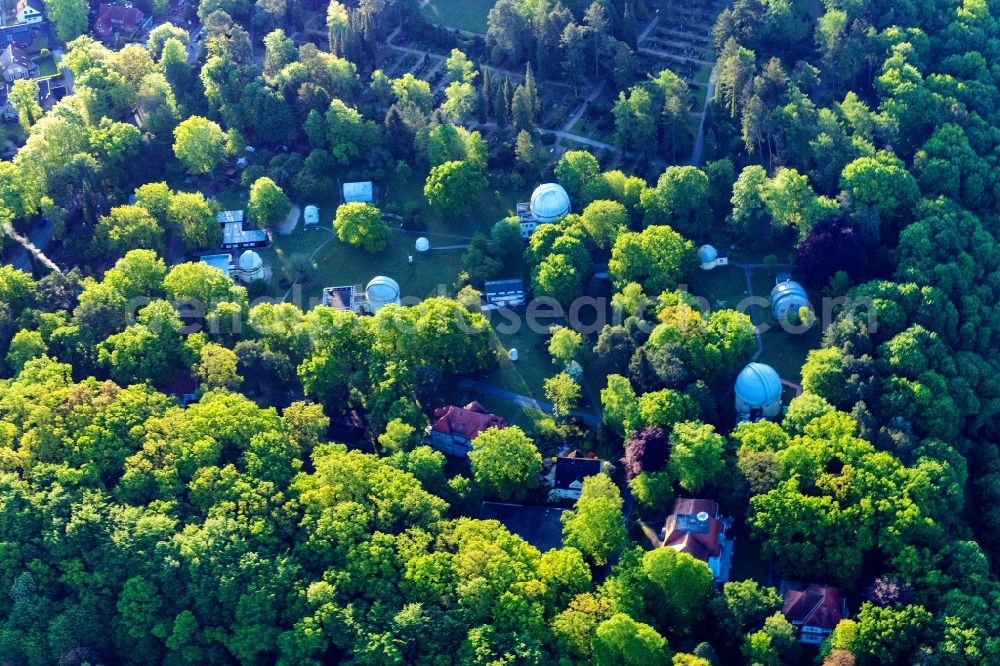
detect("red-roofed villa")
(782, 583), (848, 644)
(427, 402), (506, 456)
(661, 498), (732, 582)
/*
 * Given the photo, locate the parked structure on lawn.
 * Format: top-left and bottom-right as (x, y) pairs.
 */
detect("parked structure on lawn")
(698, 244), (728, 270)
(342, 181), (375, 204)
(771, 275), (810, 320)
(303, 205), (319, 226)
(517, 183), (570, 238)
(735, 362), (783, 421)
(661, 498), (732, 582)
(544, 452), (613, 501)
(427, 401), (506, 456)
(15, 0), (44, 25)
(782, 583), (848, 645)
(484, 278), (527, 308)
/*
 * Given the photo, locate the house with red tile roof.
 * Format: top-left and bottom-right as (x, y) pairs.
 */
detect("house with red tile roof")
(427, 401), (506, 456)
(782, 583), (848, 644)
(661, 498), (732, 581)
(93, 3), (146, 42)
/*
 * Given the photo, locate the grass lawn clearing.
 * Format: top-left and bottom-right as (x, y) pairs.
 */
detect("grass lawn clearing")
(687, 264), (751, 311)
(694, 64), (712, 85)
(244, 165), (523, 304)
(421, 0), (494, 34)
(33, 55), (57, 78)
(484, 315), (557, 400)
(260, 224), (467, 305)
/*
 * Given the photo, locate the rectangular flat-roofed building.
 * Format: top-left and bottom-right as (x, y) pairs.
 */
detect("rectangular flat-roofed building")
(217, 210), (244, 226)
(342, 181), (374, 203)
(200, 253), (233, 278)
(221, 222), (267, 250)
(485, 278), (527, 308)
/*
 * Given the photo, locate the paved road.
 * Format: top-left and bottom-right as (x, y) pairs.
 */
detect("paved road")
(637, 14), (660, 43)
(689, 63), (717, 166)
(539, 128), (619, 152)
(7, 219), (57, 272)
(639, 46), (713, 67)
(560, 81), (605, 133)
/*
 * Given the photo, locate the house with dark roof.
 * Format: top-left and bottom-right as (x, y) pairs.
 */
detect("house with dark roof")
(15, 0), (44, 25)
(170, 372), (198, 405)
(37, 77), (66, 110)
(427, 401), (506, 456)
(480, 502), (567, 552)
(93, 3), (147, 42)
(0, 85), (17, 122)
(0, 44), (37, 81)
(782, 583), (848, 644)
(661, 498), (733, 582)
(545, 451), (612, 501)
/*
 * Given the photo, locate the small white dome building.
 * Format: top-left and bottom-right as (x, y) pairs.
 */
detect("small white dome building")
(509, 348), (519, 361)
(530, 183), (571, 223)
(698, 245), (718, 264)
(771, 280), (810, 321)
(734, 362), (783, 420)
(238, 250), (263, 280)
(415, 237), (430, 252)
(365, 276), (400, 312)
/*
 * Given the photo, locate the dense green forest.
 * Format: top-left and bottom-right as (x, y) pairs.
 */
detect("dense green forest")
(0, 0), (998, 663)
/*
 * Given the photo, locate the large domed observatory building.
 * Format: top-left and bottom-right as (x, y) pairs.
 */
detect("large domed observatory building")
(322, 276), (401, 314)
(517, 183), (571, 238)
(771, 277), (810, 321)
(734, 362), (784, 422)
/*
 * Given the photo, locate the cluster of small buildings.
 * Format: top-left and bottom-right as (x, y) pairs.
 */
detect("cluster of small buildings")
(517, 182), (571, 238)
(322, 276), (401, 315)
(198, 209), (272, 282)
(200, 249), (265, 282)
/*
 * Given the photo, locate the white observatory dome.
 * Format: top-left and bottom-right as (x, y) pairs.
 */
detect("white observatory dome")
(698, 244), (718, 264)
(238, 250), (263, 277)
(366, 276), (400, 312)
(530, 183), (571, 223)
(735, 363), (782, 409)
(415, 237), (430, 252)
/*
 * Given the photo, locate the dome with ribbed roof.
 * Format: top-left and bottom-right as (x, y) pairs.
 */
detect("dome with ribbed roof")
(366, 276), (400, 311)
(530, 183), (571, 223)
(771, 280), (810, 320)
(238, 250), (263, 277)
(735, 362), (782, 409)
